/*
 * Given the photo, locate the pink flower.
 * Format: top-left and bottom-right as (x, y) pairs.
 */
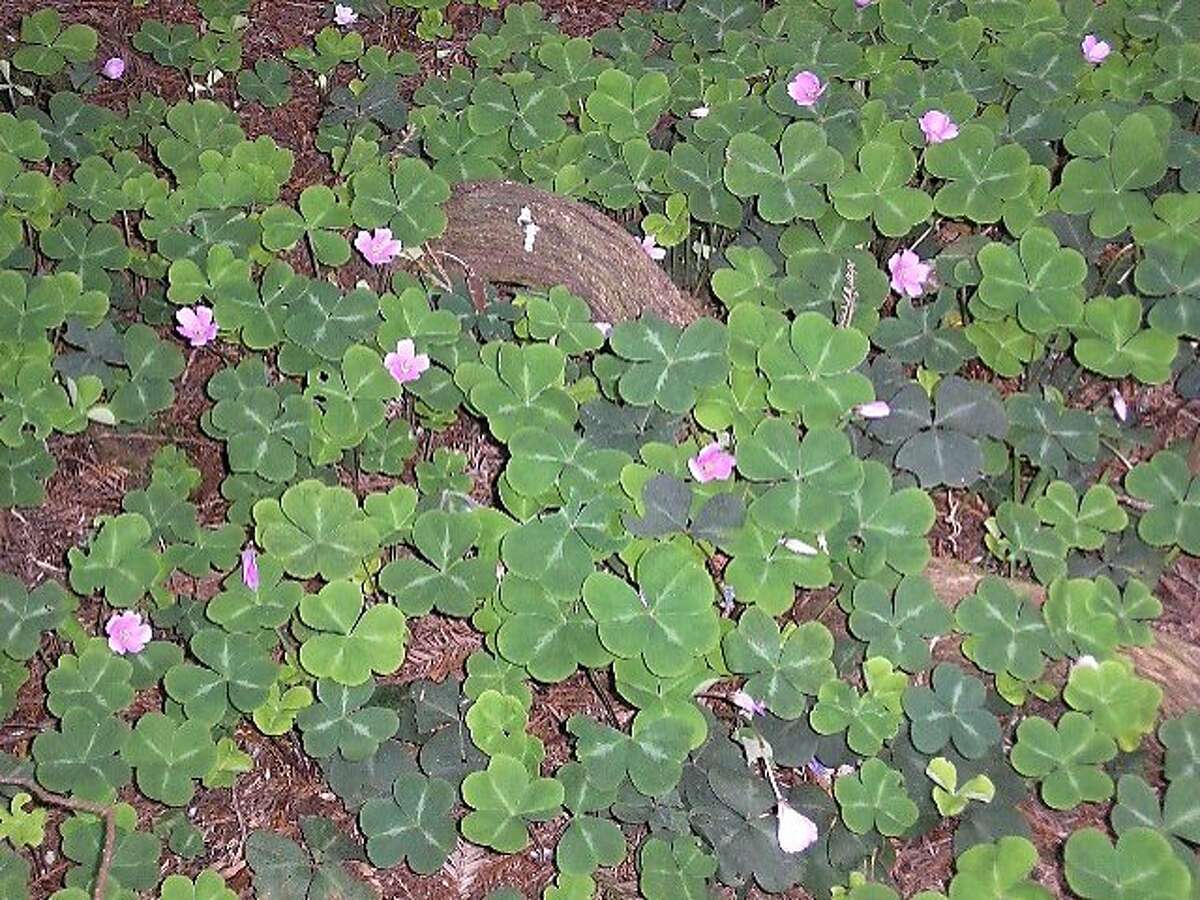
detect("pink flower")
(855, 0), (872, 6)
(101, 57), (125, 80)
(1082, 34), (1111, 64)
(384, 338), (430, 385)
(175, 306), (218, 347)
(688, 442), (735, 483)
(105, 611), (151, 655)
(777, 802), (819, 853)
(241, 546), (259, 591)
(731, 690), (766, 718)
(919, 110), (959, 145)
(887, 249), (932, 298)
(787, 71), (826, 108)
(354, 228), (402, 267)
(855, 401), (891, 419)
(641, 234), (666, 262)
(334, 4), (358, 26)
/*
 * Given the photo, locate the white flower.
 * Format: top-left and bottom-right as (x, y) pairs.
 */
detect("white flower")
(689, 106), (710, 118)
(776, 802), (818, 853)
(1111, 389), (1128, 423)
(594, 321), (613, 339)
(1073, 655), (1100, 672)
(781, 537), (820, 556)
(334, 4), (358, 26)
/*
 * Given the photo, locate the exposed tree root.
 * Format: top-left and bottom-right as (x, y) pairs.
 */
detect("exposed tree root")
(437, 180), (1198, 716)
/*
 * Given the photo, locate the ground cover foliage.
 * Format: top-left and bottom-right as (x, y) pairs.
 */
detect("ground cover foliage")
(0, 0), (1199, 897)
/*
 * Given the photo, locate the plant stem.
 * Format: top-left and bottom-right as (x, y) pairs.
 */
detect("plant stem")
(0, 775), (116, 900)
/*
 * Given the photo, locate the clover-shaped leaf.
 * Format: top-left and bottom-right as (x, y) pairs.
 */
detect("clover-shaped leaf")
(46, 643), (133, 719)
(461, 753), (563, 853)
(567, 714), (692, 798)
(924, 124), (1030, 225)
(1035, 481), (1128, 551)
(1059, 112), (1166, 238)
(68, 513), (159, 607)
(32, 707), (130, 802)
(1161, 713), (1200, 782)
(350, 160), (449, 246)
(903, 663), (1000, 759)
(254, 480), (380, 580)
(296, 679), (399, 762)
(0, 576), (70, 661)
(245, 826), (372, 900)
(945, 836), (1049, 899)
(465, 342), (576, 440)
(1064, 657), (1160, 752)
(585, 69), (669, 143)
(609, 317), (728, 414)
(1006, 391), (1098, 475)
(1065, 827), (1192, 899)
(955, 576), (1052, 683)
(164, 628), (279, 725)
(556, 813), (625, 877)
(810, 674), (902, 756)
(722, 608), (834, 719)
(834, 758), (918, 837)
(379, 509), (495, 617)
(1134, 246), (1200, 338)
(13, 9), (97, 77)
(759, 312), (871, 425)
(298, 580), (407, 686)
(872, 292), (973, 374)
(1074, 294), (1177, 384)
(1010, 712), (1116, 810)
(973, 227), (1085, 334)
(261, 185), (352, 267)
(121, 712), (216, 806)
(831, 140), (932, 237)
(992, 501), (1068, 585)
(1112, 773), (1200, 854)
(359, 773), (456, 873)
(237, 59), (293, 108)
(583, 542), (718, 677)
(496, 576), (610, 684)
(1043, 578), (1121, 660)
(724, 122), (843, 224)
(848, 575), (952, 673)
(61, 803), (161, 895)
(1125, 450), (1200, 555)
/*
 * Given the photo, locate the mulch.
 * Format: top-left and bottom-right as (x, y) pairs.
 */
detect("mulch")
(1, 1), (1197, 898)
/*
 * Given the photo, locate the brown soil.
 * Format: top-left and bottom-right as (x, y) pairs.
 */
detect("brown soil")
(1, 1), (1198, 899)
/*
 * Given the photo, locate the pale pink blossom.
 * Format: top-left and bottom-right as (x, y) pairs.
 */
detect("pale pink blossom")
(689, 106), (710, 119)
(919, 110), (959, 145)
(101, 57), (125, 80)
(855, 0), (872, 6)
(241, 546), (259, 591)
(354, 228), (402, 266)
(334, 4), (358, 26)
(777, 802), (819, 853)
(787, 71), (826, 108)
(641, 234), (666, 262)
(855, 401), (891, 419)
(688, 442), (735, 483)
(106, 611), (151, 655)
(384, 338), (430, 386)
(1082, 35), (1111, 64)
(175, 306), (218, 347)
(594, 321), (613, 339)
(731, 690), (766, 717)
(887, 249), (932, 298)
(1111, 389), (1128, 423)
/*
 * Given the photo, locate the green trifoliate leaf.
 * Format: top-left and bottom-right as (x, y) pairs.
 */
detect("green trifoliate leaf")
(350, 159), (449, 246)
(1042, 578), (1120, 660)
(121, 713), (216, 806)
(847, 575), (952, 673)
(1074, 294), (1177, 384)
(583, 542), (718, 678)
(46, 643), (133, 719)
(1035, 481), (1127, 551)
(585, 69), (669, 143)
(609, 317), (729, 414)
(925, 124), (1031, 225)
(0, 576), (71, 661)
(903, 663), (1000, 759)
(723, 122), (843, 224)
(31, 708), (130, 802)
(834, 758), (918, 837)
(639, 834), (717, 900)
(1065, 827), (1192, 899)
(379, 509), (495, 617)
(296, 679), (399, 762)
(945, 836), (1050, 899)
(254, 480), (380, 581)
(758, 312), (872, 426)
(1161, 712), (1200, 782)
(567, 714), (691, 798)
(461, 753), (563, 852)
(955, 576), (1052, 683)
(1125, 451), (1200, 556)
(359, 773), (456, 873)
(1064, 657), (1161, 752)
(1010, 712), (1116, 810)
(297, 580), (407, 686)
(1111, 773), (1200, 853)
(973, 227), (1085, 334)
(810, 678), (902, 756)
(830, 139), (932, 237)
(61, 803), (161, 895)
(67, 513), (159, 607)
(991, 501), (1067, 585)
(261, 185), (352, 267)
(721, 608), (834, 719)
